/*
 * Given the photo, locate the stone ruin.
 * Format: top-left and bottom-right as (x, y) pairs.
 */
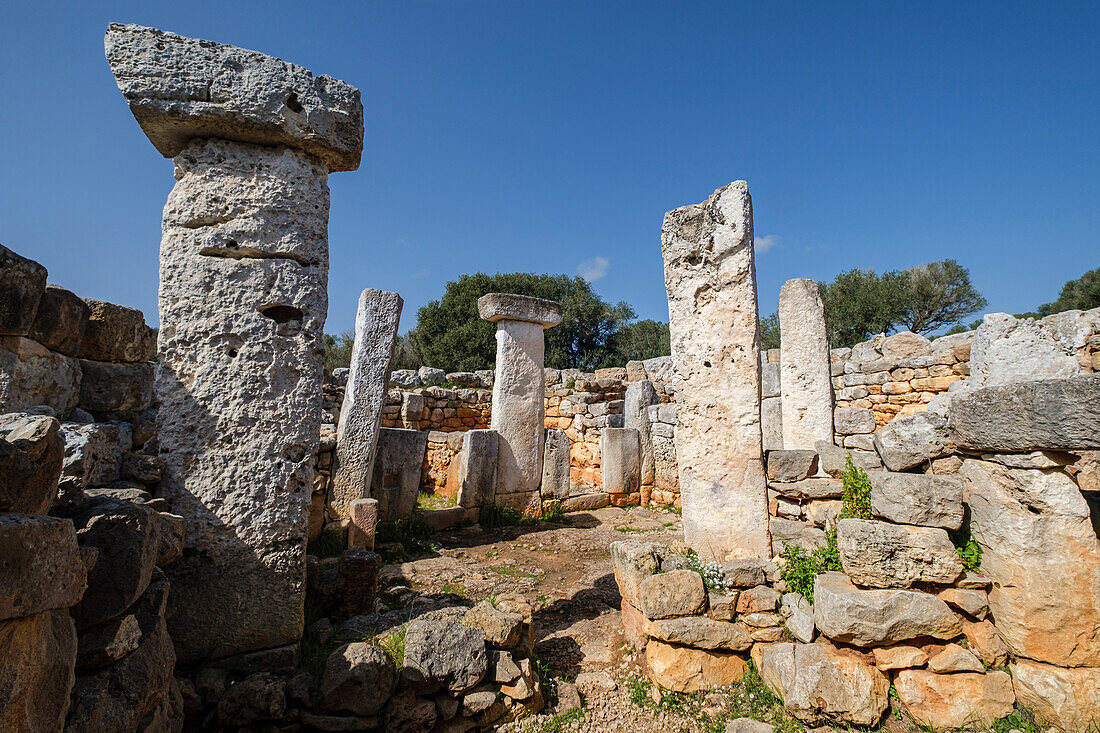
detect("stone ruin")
(2, 22), (1100, 733)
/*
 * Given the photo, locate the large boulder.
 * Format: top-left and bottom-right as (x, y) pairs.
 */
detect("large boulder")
(894, 669), (1014, 729)
(813, 572), (960, 646)
(836, 518), (963, 587)
(645, 639), (747, 693)
(0, 336), (81, 415)
(610, 540), (661, 608)
(969, 310), (1096, 388)
(0, 413), (64, 514)
(402, 619), (487, 694)
(758, 641), (889, 726)
(872, 411), (952, 471)
(321, 642), (395, 716)
(57, 422), (131, 506)
(0, 245), (46, 336)
(950, 375), (1100, 451)
(867, 470), (963, 530)
(214, 672), (286, 727)
(463, 601), (525, 649)
(636, 570), (706, 620)
(0, 514), (87, 621)
(960, 459), (1100, 666)
(77, 360), (154, 421)
(76, 299), (154, 364)
(0, 609), (76, 732)
(29, 285), (89, 357)
(1010, 660), (1100, 732)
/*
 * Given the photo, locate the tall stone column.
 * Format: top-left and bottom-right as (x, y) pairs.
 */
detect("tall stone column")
(332, 288), (402, 519)
(106, 23), (363, 662)
(661, 182), (770, 560)
(478, 293), (562, 514)
(779, 278), (834, 450)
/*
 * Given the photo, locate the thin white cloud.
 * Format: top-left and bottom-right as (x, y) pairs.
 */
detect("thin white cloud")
(756, 234), (780, 254)
(577, 256), (610, 282)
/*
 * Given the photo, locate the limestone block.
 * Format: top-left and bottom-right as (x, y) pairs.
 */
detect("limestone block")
(769, 518), (827, 556)
(867, 470), (963, 530)
(320, 642), (395, 717)
(1010, 660), (1100, 732)
(29, 284), (89, 356)
(765, 450), (818, 482)
(610, 540), (661, 608)
(950, 375), (1100, 451)
(0, 609), (76, 732)
(0, 515), (87, 621)
(761, 396), (783, 452)
(332, 289), (403, 518)
(758, 641), (888, 726)
(0, 336), (81, 415)
(815, 440), (880, 476)
(347, 498), (378, 550)
(643, 616), (752, 651)
(961, 619), (1008, 667)
(402, 619), (488, 694)
(645, 639), (746, 693)
(105, 23), (363, 171)
(155, 139), (330, 663)
(601, 427), (640, 494)
(336, 550), (381, 619)
(642, 355), (675, 383)
(959, 459), (1100, 666)
(77, 299), (155, 363)
(872, 410), (952, 470)
(58, 421), (129, 504)
(894, 670), (1014, 729)
(390, 369), (420, 388)
(637, 570), (706, 619)
(662, 181), (768, 560)
(477, 293), (562, 327)
(813, 572), (961, 646)
(768, 477), (841, 499)
(77, 359), (153, 421)
(369, 428), (428, 521)
(833, 406), (874, 435)
(625, 360), (647, 381)
(760, 360), (780, 399)
(0, 244), (47, 336)
(970, 311), (1092, 387)
(779, 278), (834, 449)
(872, 645), (927, 671)
(539, 428), (570, 500)
(624, 380), (658, 486)
(0, 413), (63, 514)
(837, 519), (963, 587)
(458, 429), (498, 508)
(927, 642), (984, 673)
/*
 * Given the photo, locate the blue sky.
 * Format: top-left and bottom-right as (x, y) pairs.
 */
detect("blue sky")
(2, 1), (1097, 334)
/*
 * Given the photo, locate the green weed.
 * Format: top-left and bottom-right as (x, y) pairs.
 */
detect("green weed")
(840, 454), (872, 519)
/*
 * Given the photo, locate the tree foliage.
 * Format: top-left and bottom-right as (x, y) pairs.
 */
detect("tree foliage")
(1037, 266), (1100, 317)
(609, 319), (671, 364)
(759, 313), (780, 351)
(895, 259), (987, 334)
(323, 331), (355, 372)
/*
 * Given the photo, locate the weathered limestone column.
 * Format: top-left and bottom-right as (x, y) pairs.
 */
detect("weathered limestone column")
(624, 380), (659, 489)
(331, 288), (403, 518)
(106, 23), (363, 661)
(661, 182), (770, 560)
(778, 278), (834, 450)
(478, 294), (562, 514)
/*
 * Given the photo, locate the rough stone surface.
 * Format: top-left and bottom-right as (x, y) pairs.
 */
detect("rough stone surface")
(782, 593), (815, 643)
(0, 609), (76, 732)
(759, 641), (889, 726)
(403, 619), (488, 694)
(624, 380), (659, 486)
(959, 458), (1100, 666)
(761, 397), (783, 452)
(766, 450), (818, 482)
(539, 428), (570, 500)
(76, 613), (142, 670)
(661, 181), (769, 560)
(332, 289), (403, 518)
(962, 619), (1008, 667)
(214, 672), (286, 727)
(105, 23), (363, 171)
(58, 421), (128, 504)
(601, 427), (641, 494)
(0, 336), (81, 415)
(29, 284), (89, 356)
(463, 602), (524, 649)
(610, 540), (661, 608)
(155, 138), (330, 663)
(1010, 660), (1100, 733)
(336, 550), (382, 619)
(645, 639), (747, 693)
(871, 645), (927, 671)
(970, 311), (1092, 387)
(637, 570), (707, 620)
(321, 642), (395, 716)
(872, 410), (952, 471)
(370, 428), (427, 521)
(813, 572), (961, 646)
(77, 359), (154, 421)
(77, 299), (155, 363)
(894, 669), (1015, 729)
(0, 244), (47, 336)
(0, 413), (64, 514)
(347, 498), (377, 550)
(834, 406), (875, 435)
(458, 429), (498, 508)
(779, 278), (834, 450)
(867, 470), (963, 530)
(938, 588), (989, 619)
(950, 375), (1100, 451)
(837, 518), (963, 587)
(927, 643), (984, 673)
(0, 514), (87, 621)
(643, 617), (753, 651)
(477, 293), (562, 327)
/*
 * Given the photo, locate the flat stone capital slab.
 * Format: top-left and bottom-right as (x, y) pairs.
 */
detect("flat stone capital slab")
(477, 293), (562, 327)
(104, 23), (363, 172)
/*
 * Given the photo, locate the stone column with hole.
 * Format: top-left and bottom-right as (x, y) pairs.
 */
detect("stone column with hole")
(779, 278), (834, 450)
(661, 181), (770, 560)
(478, 293), (562, 515)
(106, 23), (363, 662)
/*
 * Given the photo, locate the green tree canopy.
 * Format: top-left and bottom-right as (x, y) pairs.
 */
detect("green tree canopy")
(896, 259), (986, 334)
(1037, 266), (1100, 317)
(759, 313), (780, 351)
(609, 319), (671, 363)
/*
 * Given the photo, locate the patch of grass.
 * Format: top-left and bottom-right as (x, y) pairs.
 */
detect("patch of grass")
(615, 525), (656, 534)
(540, 502), (568, 523)
(441, 583), (467, 597)
(530, 708), (584, 733)
(529, 648), (556, 703)
(992, 706), (1049, 733)
(480, 503), (540, 530)
(376, 516), (437, 560)
(779, 529), (841, 603)
(661, 503), (682, 515)
(490, 565), (539, 579)
(840, 454), (872, 520)
(369, 627), (407, 668)
(565, 376), (576, 390)
(417, 490), (457, 510)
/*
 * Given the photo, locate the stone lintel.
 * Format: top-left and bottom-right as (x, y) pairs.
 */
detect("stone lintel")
(477, 293), (562, 327)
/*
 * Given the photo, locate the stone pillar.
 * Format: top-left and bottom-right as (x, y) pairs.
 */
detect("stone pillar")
(478, 294), (562, 514)
(624, 380), (658, 489)
(332, 289), (403, 518)
(601, 428), (641, 496)
(779, 278), (833, 450)
(348, 498), (378, 551)
(661, 181), (770, 560)
(458, 430), (499, 508)
(540, 428), (571, 501)
(106, 23), (363, 662)
(370, 428), (428, 521)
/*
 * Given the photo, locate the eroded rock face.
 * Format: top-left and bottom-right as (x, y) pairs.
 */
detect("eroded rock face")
(104, 23), (364, 172)
(0, 515), (87, 621)
(0, 413), (63, 514)
(894, 669), (1014, 729)
(872, 410), (952, 471)
(960, 459), (1100, 666)
(661, 182), (769, 560)
(0, 244), (47, 336)
(77, 299), (155, 364)
(29, 284), (89, 356)
(0, 336), (81, 415)
(0, 609), (76, 732)
(867, 471), (963, 530)
(836, 518), (963, 588)
(759, 641), (888, 726)
(156, 138), (330, 662)
(321, 642), (395, 716)
(402, 619), (488, 694)
(332, 289), (402, 519)
(645, 639), (747, 693)
(539, 428), (570, 501)
(813, 572), (960, 646)
(1010, 660), (1100, 732)
(969, 310), (1097, 388)
(779, 278), (834, 450)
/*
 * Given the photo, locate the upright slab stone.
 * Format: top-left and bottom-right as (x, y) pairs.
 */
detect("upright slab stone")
(540, 428), (570, 501)
(479, 293), (562, 512)
(661, 182), (770, 560)
(107, 24), (364, 662)
(779, 278), (833, 450)
(458, 430), (499, 508)
(331, 289), (402, 518)
(601, 428), (641, 494)
(370, 428), (428, 521)
(624, 380), (658, 486)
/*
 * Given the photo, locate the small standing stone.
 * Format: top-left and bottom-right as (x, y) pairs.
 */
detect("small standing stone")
(347, 498), (378, 551)
(779, 278), (834, 449)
